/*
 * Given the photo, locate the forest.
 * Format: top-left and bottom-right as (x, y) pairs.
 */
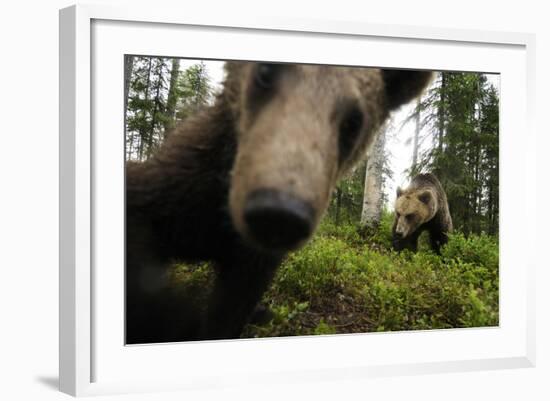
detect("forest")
(125, 56), (499, 337)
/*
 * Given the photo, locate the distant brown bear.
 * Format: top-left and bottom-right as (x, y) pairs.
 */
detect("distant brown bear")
(126, 61), (432, 343)
(392, 173), (453, 254)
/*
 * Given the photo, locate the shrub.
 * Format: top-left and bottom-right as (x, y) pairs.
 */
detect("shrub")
(169, 220), (499, 339)
(244, 222), (499, 337)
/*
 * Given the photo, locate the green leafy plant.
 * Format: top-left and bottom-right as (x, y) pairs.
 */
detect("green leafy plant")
(169, 221), (499, 339)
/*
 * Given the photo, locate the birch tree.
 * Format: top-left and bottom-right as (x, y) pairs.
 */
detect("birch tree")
(360, 128), (387, 228)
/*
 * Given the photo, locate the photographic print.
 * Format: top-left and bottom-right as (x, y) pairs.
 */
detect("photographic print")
(124, 57), (499, 344)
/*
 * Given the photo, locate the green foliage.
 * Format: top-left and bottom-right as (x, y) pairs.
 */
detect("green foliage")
(126, 57), (171, 160)
(359, 209), (395, 249)
(241, 301), (311, 338)
(243, 220), (499, 337)
(169, 262), (214, 302)
(125, 58), (214, 161)
(313, 320), (337, 335)
(154, 66), (500, 340)
(169, 218), (499, 339)
(327, 162), (367, 225)
(413, 72), (499, 235)
(317, 219), (363, 246)
(176, 62), (213, 122)
(442, 232), (499, 272)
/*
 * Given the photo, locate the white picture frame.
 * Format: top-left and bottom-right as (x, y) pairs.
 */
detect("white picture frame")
(59, 3), (536, 397)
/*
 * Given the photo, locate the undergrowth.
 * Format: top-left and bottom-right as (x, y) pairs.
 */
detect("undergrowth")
(172, 211), (499, 339)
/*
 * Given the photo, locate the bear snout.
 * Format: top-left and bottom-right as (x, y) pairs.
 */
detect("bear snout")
(394, 223), (407, 238)
(243, 189), (315, 251)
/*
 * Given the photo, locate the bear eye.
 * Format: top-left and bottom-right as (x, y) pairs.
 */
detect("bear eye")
(340, 107), (364, 137)
(254, 63), (282, 89)
(338, 106), (364, 164)
(406, 214), (414, 220)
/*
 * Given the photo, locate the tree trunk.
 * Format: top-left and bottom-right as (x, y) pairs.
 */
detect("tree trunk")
(163, 58), (180, 137)
(147, 59), (165, 159)
(124, 55), (134, 135)
(124, 55), (134, 160)
(360, 129), (386, 228)
(138, 57), (153, 161)
(411, 97), (421, 173)
(194, 62), (207, 109)
(438, 73), (446, 154)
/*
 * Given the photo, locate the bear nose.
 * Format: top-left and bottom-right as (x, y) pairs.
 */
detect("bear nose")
(243, 189), (315, 251)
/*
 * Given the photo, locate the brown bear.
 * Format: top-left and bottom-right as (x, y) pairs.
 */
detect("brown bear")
(126, 61), (432, 344)
(392, 173), (453, 254)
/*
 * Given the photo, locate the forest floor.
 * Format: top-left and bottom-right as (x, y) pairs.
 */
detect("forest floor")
(170, 212), (499, 339)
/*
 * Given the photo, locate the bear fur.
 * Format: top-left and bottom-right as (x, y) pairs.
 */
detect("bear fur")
(126, 62), (433, 343)
(392, 173), (453, 254)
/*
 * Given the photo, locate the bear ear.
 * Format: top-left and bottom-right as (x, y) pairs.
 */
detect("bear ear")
(396, 187), (403, 198)
(382, 70), (434, 111)
(417, 190), (432, 205)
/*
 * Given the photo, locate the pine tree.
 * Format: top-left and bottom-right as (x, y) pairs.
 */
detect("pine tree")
(176, 62), (213, 122)
(125, 58), (214, 161)
(163, 58), (180, 136)
(410, 72), (499, 235)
